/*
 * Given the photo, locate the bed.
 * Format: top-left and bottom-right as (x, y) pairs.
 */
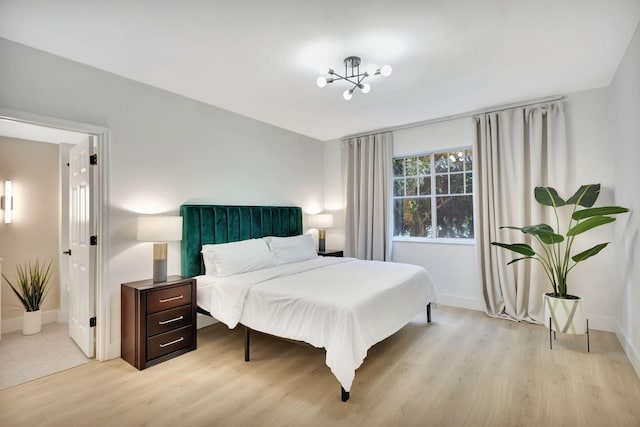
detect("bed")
(180, 205), (437, 401)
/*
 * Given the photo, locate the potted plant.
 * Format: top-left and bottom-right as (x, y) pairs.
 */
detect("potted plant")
(491, 184), (629, 336)
(2, 259), (54, 335)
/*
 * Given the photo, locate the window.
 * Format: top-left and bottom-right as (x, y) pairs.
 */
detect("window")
(393, 148), (474, 239)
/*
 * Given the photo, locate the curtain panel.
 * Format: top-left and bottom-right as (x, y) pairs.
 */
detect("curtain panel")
(342, 132), (393, 261)
(475, 101), (569, 323)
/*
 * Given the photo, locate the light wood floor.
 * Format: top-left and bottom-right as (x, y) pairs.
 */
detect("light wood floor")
(1, 306), (639, 427)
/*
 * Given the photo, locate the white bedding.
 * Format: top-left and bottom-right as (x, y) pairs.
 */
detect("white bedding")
(196, 257), (437, 392)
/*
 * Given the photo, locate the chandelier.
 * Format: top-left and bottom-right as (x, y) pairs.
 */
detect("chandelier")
(316, 56), (392, 100)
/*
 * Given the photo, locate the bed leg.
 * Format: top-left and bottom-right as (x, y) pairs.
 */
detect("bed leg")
(245, 327), (251, 362)
(426, 303), (432, 323)
(341, 386), (350, 402)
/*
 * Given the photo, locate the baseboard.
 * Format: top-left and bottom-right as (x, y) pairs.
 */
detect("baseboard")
(436, 294), (485, 312)
(615, 325), (640, 380)
(1, 309), (60, 334)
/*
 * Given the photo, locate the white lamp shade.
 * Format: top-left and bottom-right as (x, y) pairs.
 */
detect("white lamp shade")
(137, 216), (183, 242)
(308, 213), (334, 229)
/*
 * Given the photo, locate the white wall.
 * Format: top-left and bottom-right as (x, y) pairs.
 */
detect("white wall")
(0, 38), (325, 358)
(392, 119), (483, 310)
(0, 137), (61, 327)
(610, 22), (640, 377)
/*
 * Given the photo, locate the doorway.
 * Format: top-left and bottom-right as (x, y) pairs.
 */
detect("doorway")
(0, 110), (109, 373)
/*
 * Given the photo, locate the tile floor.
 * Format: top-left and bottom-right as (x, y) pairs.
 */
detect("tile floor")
(0, 322), (90, 390)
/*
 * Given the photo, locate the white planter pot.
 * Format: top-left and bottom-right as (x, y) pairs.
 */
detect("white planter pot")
(23, 310), (42, 335)
(543, 293), (586, 334)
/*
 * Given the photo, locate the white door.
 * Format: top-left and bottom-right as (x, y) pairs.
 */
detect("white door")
(68, 136), (95, 357)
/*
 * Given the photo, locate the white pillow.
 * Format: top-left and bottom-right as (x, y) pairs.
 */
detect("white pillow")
(265, 234), (318, 265)
(202, 239), (275, 277)
(201, 245), (218, 276)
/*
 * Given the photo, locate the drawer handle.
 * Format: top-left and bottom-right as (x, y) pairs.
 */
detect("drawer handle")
(159, 337), (184, 348)
(158, 295), (184, 303)
(158, 315), (184, 325)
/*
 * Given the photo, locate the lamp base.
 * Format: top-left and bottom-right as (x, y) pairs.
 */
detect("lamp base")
(153, 242), (168, 283)
(318, 229), (326, 252)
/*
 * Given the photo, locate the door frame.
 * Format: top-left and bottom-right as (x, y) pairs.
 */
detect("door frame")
(0, 107), (111, 361)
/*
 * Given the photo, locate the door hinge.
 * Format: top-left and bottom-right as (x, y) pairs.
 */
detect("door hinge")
(90, 317), (97, 327)
(89, 154), (97, 165)
(90, 235), (97, 245)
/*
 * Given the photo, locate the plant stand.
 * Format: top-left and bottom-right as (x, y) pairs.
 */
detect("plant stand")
(544, 293), (589, 352)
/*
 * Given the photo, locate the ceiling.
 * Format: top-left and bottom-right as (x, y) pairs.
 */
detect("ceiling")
(0, 1), (639, 141)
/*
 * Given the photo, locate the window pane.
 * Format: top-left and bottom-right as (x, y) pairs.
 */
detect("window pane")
(393, 158), (404, 177)
(394, 198), (432, 238)
(418, 176), (431, 195)
(436, 175), (449, 194)
(450, 173), (464, 194)
(406, 177), (418, 196)
(393, 178), (405, 197)
(449, 152), (464, 172)
(465, 173), (473, 194)
(436, 195), (474, 238)
(464, 149), (473, 171)
(405, 157), (418, 176)
(418, 155), (431, 175)
(434, 153), (448, 173)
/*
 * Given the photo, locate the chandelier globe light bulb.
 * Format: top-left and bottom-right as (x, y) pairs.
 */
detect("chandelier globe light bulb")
(316, 77), (327, 88)
(365, 64), (378, 76)
(361, 83), (371, 94)
(380, 64), (393, 77)
(343, 89), (353, 100)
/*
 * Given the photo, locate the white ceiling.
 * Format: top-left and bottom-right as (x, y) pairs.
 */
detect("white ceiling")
(0, 0), (639, 141)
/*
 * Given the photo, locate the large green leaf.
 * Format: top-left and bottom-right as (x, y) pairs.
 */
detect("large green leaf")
(499, 225), (524, 231)
(566, 184), (600, 207)
(490, 242), (536, 256)
(507, 256), (535, 265)
(572, 206), (629, 220)
(521, 224), (564, 244)
(572, 243), (609, 262)
(567, 216), (615, 236)
(534, 187), (566, 207)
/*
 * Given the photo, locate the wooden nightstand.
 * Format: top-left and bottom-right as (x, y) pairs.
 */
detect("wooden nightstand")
(317, 250), (344, 257)
(121, 275), (197, 370)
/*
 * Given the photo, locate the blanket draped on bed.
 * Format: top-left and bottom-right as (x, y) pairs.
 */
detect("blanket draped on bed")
(196, 257), (437, 392)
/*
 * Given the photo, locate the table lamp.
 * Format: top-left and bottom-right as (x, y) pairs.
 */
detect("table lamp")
(308, 213), (334, 252)
(137, 216), (183, 282)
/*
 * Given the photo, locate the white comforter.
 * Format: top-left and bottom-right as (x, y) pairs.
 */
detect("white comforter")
(196, 257), (437, 392)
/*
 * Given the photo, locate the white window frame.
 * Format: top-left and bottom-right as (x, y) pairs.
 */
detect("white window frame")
(392, 146), (474, 242)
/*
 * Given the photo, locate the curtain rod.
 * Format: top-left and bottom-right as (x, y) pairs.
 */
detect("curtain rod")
(340, 94), (565, 141)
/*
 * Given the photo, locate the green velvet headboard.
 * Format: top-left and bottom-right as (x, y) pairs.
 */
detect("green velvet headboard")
(180, 205), (303, 277)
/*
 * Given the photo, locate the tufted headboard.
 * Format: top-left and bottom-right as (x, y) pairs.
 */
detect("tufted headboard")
(180, 205), (303, 277)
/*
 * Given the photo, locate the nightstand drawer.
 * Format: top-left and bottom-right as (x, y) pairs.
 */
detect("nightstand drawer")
(146, 284), (192, 313)
(146, 305), (193, 337)
(147, 325), (194, 361)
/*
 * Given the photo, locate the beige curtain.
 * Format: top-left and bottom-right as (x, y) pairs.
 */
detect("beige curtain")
(475, 102), (568, 323)
(342, 132), (393, 261)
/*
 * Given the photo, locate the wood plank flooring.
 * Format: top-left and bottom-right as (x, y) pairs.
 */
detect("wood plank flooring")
(1, 306), (639, 427)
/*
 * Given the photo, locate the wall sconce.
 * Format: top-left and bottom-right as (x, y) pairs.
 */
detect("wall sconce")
(308, 213), (334, 252)
(1, 180), (13, 224)
(137, 216), (183, 282)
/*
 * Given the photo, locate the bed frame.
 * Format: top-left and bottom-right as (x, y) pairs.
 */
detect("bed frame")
(180, 204), (431, 402)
